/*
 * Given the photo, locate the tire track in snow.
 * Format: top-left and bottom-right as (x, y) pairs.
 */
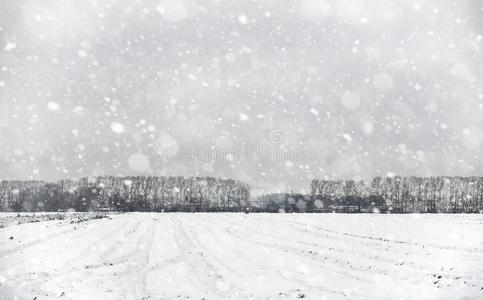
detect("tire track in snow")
(200, 215), (378, 282)
(0, 223), (80, 257)
(190, 214), (348, 298)
(259, 216), (483, 254)
(200, 214), (479, 293)
(170, 214), (250, 299)
(249, 215), (483, 289)
(120, 216), (158, 300)
(252, 216), (483, 282)
(27, 215), (143, 281)
(1, 215), (137, 297)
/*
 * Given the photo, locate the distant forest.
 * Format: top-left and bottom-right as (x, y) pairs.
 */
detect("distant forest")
(309, 176), (483, 213)
(0, 176), (250, 212)
(257, 176), (483, 213)
(1, 176), (483, 213)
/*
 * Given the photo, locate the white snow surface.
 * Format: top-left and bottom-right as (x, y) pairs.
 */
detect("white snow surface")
(1, 213), (483, 299)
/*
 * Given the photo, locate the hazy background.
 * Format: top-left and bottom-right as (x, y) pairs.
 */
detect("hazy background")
(1, 0), (483, 195)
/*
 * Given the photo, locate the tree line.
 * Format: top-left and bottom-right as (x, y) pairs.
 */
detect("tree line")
(0, 176), (250, 212)
(2, 175), (483, 213)
(310, 176), (483, 213)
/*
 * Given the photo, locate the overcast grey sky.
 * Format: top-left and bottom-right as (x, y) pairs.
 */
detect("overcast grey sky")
(1, 0), (483, 194)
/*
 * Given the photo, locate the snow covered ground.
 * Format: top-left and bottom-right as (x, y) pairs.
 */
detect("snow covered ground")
(1, 213), (482, 299)
(0, 212), (112, 229)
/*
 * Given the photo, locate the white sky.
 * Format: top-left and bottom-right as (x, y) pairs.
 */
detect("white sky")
(1, 0), (483, 195)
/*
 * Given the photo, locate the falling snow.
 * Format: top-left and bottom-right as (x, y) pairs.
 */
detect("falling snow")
(1, 1), (483, 297)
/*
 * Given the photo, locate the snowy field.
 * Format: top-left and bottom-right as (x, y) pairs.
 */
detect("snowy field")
(0, 212), (112, 229)
(1, 213), (483, 300)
